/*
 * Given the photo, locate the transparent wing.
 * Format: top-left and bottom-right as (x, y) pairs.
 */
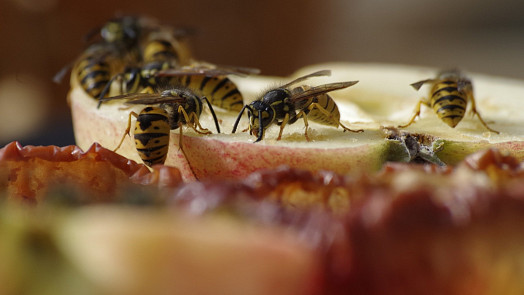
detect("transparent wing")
(410, 79), (437, 91)
(280, 70), (331, 89)
(157, 64), (260, 77)
(99, 92), (186, 105)
(290, 81), (358, 103)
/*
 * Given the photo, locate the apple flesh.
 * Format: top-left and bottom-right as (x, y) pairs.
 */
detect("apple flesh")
(69, 65), (387, 181)
(69, 63), (524, 180)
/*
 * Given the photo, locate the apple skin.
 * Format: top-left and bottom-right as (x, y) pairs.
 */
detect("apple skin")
(175, 135), (387, 180)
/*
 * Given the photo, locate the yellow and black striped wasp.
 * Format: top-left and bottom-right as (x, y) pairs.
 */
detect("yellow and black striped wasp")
(232, 70), (363, 142)
(84, 15), (157, 59)
(97, 37), (258, 112)
(54, 16), (150, 98)
(100, 87), (221, 166)
(158, 64), (260, 112)
(398, 69), (499, 133)
(96, 38), (183, 106)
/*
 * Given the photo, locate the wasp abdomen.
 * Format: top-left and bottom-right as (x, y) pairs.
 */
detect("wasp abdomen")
(134, 107), (171, 166)
(143, 39), (179, 63)
(76, 58), (111, 98)
(305, 94), (341, 127)
(180, 75), (243, 111)
(430, 81), (467, 128)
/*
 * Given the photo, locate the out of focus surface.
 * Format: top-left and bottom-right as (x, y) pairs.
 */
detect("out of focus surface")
(1, 0), (523, 147)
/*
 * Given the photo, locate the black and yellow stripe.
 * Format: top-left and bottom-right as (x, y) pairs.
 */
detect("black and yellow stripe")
(291, 86), (341, 127)
(143, 39), (179, 64)
(178, 75), (244, 111)
(76, 55), (112, 98)
(133, 107), (171, 166)
(305, 94), (340, 127)
(430, 79), (467, 128)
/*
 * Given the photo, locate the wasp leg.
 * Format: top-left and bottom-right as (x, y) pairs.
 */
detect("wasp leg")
(276, 113), (291, 141)
(398, 98), (430, 128)
(468, 93), (500, 134)
(176, 121), (200, 180)
(339, 121), (364, 133)
(177, 122), (184, 152)
(293, 111), (312, 142)
(114, 111), (139, 152)
(176, 105), (212, 135)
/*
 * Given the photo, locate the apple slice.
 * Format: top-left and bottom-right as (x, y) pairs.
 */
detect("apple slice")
(69, 63), (524, 180)
(305, 63), (524, 165)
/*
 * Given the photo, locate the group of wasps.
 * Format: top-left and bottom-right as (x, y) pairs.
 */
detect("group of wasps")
(60, 16), (498, 167)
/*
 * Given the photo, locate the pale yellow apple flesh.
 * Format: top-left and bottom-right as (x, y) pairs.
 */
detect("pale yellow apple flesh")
(69, 63), (524, 180)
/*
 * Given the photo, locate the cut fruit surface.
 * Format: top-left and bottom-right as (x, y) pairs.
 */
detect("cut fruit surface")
(69, 63), (524, 180)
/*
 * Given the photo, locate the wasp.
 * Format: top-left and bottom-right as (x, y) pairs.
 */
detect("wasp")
(101, 87), (221, 166)
(97, 38), (181, 101)
(84, 15), (153, 59)
(398, 70), (499, 133)
(231, 70), (363, 142)
(54, 16), (148, 97)
(98, 39), (256, 112)
(96, 37), (187, 108)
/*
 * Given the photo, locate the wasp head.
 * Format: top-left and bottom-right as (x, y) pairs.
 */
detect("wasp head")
(247, 100), (276, 142)
(101, 16), (140, 47)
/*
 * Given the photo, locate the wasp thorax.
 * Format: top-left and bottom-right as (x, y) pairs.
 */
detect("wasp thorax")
(263, 89), (290, 103)
(158, 103), (180, 129)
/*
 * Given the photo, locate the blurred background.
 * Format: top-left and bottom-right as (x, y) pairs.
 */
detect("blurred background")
(1, 0), (524, 147)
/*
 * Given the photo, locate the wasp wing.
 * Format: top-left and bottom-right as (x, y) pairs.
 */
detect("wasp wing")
(99, 93), (159, 103)
(289, 81), (358, 103)
(99, 92), (186, 105)
(410, 79), (437, 91)
(158, 64), (260, 77)
(457, 78), (473, 93)
(280, 70), (331, 89)
(124, 96), (187, 105)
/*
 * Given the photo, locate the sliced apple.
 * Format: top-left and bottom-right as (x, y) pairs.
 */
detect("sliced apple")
(69, 62), (524, 180)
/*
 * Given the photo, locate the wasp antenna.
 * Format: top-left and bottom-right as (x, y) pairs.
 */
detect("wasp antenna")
(202, 96), (221, 134)
(53, 63), (72, 84)
(232, 104), (249, 134)
(281, 70), (331, 89)
(83, 25), (102, 43)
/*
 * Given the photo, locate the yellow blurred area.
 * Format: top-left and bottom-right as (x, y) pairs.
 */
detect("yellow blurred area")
(1, 0), (524, 146)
